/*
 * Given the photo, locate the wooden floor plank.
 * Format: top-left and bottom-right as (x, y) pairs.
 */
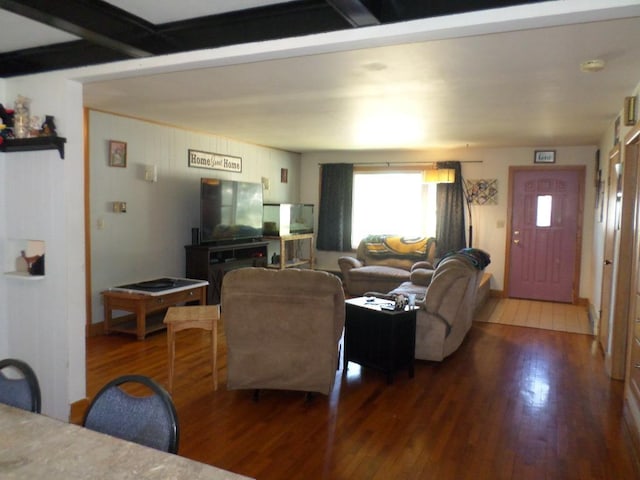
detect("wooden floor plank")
(81, 299), (637, 479)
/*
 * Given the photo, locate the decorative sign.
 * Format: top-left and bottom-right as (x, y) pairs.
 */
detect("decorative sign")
(534, 150), (556, 164)
(188, 149), (242, 173)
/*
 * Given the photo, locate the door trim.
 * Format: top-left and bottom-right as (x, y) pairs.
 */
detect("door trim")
(504, 165), (585, 304)
(598, 146), (620, 356)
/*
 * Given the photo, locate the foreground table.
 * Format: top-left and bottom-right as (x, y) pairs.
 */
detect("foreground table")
(102, 277), (208, 340)
(0, 403), (252, 479)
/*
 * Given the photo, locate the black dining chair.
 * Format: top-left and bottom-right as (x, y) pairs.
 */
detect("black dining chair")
(0, 358), (42, 413)
(83, 374), (179, 453)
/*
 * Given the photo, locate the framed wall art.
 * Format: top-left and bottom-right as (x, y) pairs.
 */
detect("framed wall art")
(109, 140), (127, 167)
(624, 96), (637, 126)
(464, 179), (498, 205)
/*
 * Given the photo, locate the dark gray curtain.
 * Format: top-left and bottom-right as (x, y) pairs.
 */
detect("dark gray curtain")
(435, 161), (466, 256)
(317, 163), (353, 251)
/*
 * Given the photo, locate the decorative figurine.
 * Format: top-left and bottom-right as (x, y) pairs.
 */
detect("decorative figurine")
(40, 115), (57, 136)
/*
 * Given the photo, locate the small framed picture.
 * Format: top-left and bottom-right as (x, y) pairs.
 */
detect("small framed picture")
(281, 168), (288, 183)
(534, 150), (556, 164)
(109, 140), (127, 167)
(624, 96), (637, 126)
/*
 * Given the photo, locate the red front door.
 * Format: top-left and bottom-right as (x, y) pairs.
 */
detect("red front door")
(507, 168), (583, 303)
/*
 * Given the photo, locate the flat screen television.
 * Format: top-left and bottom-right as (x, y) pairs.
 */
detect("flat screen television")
(200, 178), (263, 244)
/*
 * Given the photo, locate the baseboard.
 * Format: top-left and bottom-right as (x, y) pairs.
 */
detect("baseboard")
(86, 321), (104, 337)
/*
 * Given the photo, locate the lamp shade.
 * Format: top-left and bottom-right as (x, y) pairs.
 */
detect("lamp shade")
(422, 168), (455, 184)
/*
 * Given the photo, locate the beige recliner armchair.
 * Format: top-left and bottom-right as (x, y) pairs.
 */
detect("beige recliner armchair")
(415, 251), (488, 361)
(221, 268), (345, 396)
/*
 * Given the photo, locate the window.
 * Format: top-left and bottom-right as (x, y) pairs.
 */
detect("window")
(536, 195), (552, 227)
(351, 170), (436, 248)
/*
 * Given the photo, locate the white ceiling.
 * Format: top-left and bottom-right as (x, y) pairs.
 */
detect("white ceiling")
(4, 1), (640, 152)
(103, 0), (295, 24)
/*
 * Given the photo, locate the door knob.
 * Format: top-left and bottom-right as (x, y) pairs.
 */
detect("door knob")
(513, 239), (520, 245)
(604, 259), (612, 265)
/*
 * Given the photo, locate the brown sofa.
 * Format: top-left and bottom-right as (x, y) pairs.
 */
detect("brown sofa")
(221, 268), (345, 396)
(413, 251), (489, 361)
(338, 236), (437, 297)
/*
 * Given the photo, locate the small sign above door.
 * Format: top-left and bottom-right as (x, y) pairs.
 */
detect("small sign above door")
(534, 150), (556, 164)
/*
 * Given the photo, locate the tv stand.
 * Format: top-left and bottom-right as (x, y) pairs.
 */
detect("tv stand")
(185, 241), (268, 304)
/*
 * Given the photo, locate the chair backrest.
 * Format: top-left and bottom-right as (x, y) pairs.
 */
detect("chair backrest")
(222, 268), (345, 395)
(0, 358), (41, 413)
(83, 374), (179, 453)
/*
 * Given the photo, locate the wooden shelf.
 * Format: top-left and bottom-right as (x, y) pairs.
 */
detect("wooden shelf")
(266, 259), (312, 269)
(4, 271), (45, 280)
(264, 233), (314, 270)
(0, 136), (66, 159)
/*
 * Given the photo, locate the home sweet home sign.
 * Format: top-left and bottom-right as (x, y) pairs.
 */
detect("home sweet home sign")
(188, 149), (242, 173)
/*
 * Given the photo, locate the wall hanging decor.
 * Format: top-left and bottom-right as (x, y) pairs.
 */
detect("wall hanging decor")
(464, 179), (498, 205)
(109, 140), (127, 167)
(187, 149), (242, 173)
(534, 150), (555, 164)
(624, 95), (637, 126)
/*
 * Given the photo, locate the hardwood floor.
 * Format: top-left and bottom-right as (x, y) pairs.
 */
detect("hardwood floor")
(83, 300), (638, 479)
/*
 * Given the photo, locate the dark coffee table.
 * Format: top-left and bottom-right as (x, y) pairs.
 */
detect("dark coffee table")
(344, 296), (417, 384)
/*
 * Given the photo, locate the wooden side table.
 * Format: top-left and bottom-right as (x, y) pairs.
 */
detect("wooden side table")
(163, 305), (220, 393)
(102, 278), (208, 340)
(344, 297), (417, 384)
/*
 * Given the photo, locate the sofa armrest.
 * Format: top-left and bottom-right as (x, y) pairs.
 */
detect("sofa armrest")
(338, 256), (363, 272)
(410, 268), (434, 287)
(411, 260), (434, 271)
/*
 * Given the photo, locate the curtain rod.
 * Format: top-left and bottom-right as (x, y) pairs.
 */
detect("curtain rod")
(320, 160), (483, 166)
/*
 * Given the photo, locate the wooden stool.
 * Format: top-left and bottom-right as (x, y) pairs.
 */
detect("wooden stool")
(163, 305), (220, 393)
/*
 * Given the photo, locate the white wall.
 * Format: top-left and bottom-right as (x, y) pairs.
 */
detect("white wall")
(0, 74), (85, 420)
(0, 78), (6, 355)
(89, 111), (301, 324)
(301, 145), (597, 300)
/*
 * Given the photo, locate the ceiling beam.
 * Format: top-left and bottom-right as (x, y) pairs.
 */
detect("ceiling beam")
(0, 0), (160, 57)
(325, 0), (380, 27)
(0, 0), (351, 77)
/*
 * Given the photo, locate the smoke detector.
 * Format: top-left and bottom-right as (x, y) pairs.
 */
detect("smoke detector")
(580, 59), (605, 73)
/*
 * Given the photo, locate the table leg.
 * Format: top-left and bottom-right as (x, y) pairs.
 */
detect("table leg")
(167, 325), (175, 393)
(136, 303), (146, 340)
(211, 320), (218, 390)
(103, 300), (112, 334)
